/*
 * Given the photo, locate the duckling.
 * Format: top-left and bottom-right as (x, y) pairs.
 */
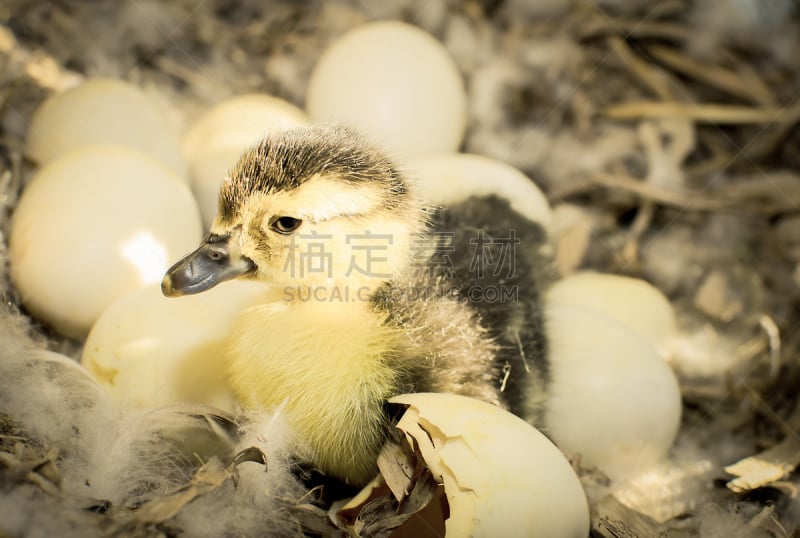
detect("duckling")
(162, 125), (549, 485)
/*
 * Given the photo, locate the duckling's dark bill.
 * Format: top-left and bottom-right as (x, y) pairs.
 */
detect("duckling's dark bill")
(161, 237), (255, 297)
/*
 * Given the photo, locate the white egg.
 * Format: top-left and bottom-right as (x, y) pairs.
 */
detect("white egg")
(544, 304), (682, 479)
(389, 392), (590, 538)
(9, 146), (202, 338)
(82, 281), (275, 412)
(25, 78), (187, 178)
(306, 21), (467, 159)
(546, 271), (677, 355)
(407, 152), (552, 231)
(183, 94), (308, 227)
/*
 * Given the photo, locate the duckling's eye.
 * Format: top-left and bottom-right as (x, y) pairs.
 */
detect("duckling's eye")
(206, 246), (226, 261)
(271, 216), (303, 234)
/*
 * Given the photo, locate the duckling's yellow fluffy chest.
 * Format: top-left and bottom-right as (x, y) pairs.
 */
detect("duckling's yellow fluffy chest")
(225, 295), (401, 484)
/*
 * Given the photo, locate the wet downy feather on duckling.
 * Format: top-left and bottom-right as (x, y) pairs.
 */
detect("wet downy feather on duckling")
(162, 125), (550, 486)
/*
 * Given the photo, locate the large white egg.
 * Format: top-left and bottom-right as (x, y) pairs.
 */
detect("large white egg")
(546, 271), (677, 355)
(82, 281), (275, 412)
(407, 152), (552, 231)
(183, 94), (308, 227)
(306, 21), (467, 159)
(9, 146), (202, 338)
(390, 393), (589, 538)
(25, 78), (187, 178)
(544, 304), (682, 479)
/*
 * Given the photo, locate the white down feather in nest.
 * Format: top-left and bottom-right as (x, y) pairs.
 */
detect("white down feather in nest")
(0, 305), (306, 537)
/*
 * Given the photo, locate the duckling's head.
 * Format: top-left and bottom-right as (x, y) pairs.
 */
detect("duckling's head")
(162, 125), (425, 297)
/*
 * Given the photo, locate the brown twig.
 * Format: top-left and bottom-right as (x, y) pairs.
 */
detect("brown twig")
(646, 45), (775, 107)
(579, 19), (691, 43)
(551, 172), (736, 211)
(604, 102), (788, 123)
(607, 36), (675, 101)
(737, 99), (800, 162)
(621, 200), (654, 268)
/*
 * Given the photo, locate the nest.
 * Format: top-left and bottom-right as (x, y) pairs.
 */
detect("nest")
(1, 0), (799, 536)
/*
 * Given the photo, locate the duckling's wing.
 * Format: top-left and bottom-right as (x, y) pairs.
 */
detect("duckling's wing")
(427, 195), (551, 420)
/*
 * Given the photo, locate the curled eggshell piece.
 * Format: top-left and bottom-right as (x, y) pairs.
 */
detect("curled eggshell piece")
(389, 392), (590, 538)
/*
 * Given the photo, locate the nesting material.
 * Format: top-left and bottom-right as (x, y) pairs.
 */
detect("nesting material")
(0, 308), (310, 536)
(2, 0), (800, 535)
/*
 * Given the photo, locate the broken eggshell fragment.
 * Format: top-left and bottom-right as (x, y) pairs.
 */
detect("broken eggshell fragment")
(388, 392), (590, 537)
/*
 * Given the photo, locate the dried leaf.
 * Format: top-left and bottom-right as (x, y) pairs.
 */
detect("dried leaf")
(748, 504), (790, 537)
(725, 436), (800, 493)
(645, 44), (775, 106)
(284, 502), (337, 536)
(192, 410), (239, 442)
(132, 457), (230, 524)
(377, 438), (414, 503)
(354, 496), (407, 537)
(0, 449), (62, 495)
(354, 474), (444, 538)
(592, 495), (668, 538)
(332, 431), (445, 537)
(694, 270), (743, 322)
(231, 446), (268, 487)
(233, 446), (268, 468)
(604, 102), (786, 124)
(332, 475), (390, 529)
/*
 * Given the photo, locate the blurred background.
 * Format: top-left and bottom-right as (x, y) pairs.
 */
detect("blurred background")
(1, 1), (799, 535)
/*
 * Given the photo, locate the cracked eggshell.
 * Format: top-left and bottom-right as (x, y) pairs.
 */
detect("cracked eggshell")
(545, 304), (681, 479)
(307, 21), (467, 159)
(408, 152), (552, 232)
(82, 281), (276, 412)
(546, 271), (677, 355)
(389, 392), (589, 538)
(183, 94), (308, 227)
(25, 78), (187, 178)
(9, 146), (202, 338)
